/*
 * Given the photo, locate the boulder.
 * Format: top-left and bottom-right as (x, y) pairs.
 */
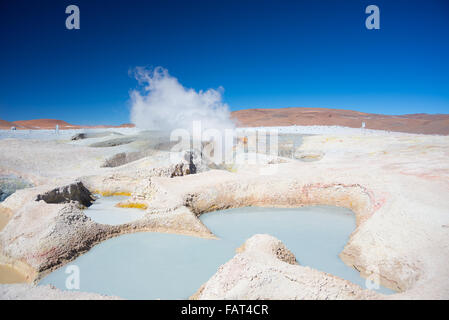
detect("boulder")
(70, 133), (86, 140)
(35, 182), (94, 207)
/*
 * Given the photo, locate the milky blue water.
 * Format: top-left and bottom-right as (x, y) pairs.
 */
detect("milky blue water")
(39, 205), (394, 299)
(84, 195), (145, 225)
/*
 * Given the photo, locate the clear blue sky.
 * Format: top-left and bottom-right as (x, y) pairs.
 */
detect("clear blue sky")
(0, 0), (448, 125)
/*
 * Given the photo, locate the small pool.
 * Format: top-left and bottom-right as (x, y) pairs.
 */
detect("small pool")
(0, 175), (33, 202)
(84, 195), (145, 225)
(39, 205), (394, 299)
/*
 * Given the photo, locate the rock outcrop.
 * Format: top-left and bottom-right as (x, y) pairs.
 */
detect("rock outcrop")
(35, 182), (95, 207)
(71, 133), (86, 141)
(0, 183), (214, 283)
(101, 152), (143, 168)
(192, 234), (381, 300)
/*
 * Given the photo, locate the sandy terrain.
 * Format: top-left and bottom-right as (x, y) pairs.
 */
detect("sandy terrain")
(0, 210), (10, 231)
(0, 126), (448, 299)
(232, 108), (449, 135)
(0, 265), (28, 283)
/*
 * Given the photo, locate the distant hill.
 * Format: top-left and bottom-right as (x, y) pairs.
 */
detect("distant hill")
(12, 119), (80, 130)
(231, 107), (449, 135)
(2, 108), (449, 135)
(0, 119), (135, 130)
(0, 119), (21, 130)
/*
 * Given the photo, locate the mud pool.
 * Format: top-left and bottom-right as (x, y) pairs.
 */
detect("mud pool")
(39, 205), (394, 299)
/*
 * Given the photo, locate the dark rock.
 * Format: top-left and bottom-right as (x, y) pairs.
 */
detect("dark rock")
(101, 151), (145, 168)
(36, 182), (94, 207)
(102, 152), (127, 167)
(184, 151), (197, 174)
(71, 133), (86, 140)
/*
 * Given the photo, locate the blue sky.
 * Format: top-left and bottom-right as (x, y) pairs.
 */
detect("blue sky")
(0, 0), (448, 125)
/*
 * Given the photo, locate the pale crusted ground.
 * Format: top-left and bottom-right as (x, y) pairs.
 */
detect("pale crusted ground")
(191, 234), (381, 300)
(0, 284), (121, 300)
(0, 128), (448, 299)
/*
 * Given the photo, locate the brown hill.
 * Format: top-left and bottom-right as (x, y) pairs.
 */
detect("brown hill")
(231, 108), (449, 135)
(0, 119), (21, 130)
(2, 109), (448, 135)
(12, 119), (81, 130)
(0, 119), (135, 130)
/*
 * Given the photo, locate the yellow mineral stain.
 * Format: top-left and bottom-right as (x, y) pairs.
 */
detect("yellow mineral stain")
(94, 190), (132, 197)
(115, 202), (147, 210)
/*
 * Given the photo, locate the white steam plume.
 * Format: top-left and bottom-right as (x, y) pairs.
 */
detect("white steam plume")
(130, 67), (235, 132)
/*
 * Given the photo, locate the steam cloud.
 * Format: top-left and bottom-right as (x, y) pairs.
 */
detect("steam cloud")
(130, 67), (235, 132)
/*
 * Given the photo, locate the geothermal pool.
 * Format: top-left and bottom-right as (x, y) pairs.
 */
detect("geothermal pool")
(39, 203), (393, 299)
(84, 195), (146, 225)
(0, 175), (33, 202)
